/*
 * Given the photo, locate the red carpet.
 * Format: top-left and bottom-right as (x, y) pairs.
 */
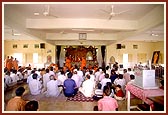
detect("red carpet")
(67, 92), (95, 102)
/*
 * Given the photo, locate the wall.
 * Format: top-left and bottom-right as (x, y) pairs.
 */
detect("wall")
(106, 41), (164, 68)
(4, 40), (56, 68)
(4, 40), (164, 69)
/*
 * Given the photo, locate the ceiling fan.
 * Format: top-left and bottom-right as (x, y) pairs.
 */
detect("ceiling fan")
(34, 5), (58, 18)
(101, 5), (129, 20)
(11, 29), (21, 36)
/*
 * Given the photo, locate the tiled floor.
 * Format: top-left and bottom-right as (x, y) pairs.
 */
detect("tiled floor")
(3, 82), (143, 112)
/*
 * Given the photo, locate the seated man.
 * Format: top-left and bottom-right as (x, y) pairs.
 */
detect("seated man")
(63, 72), (78, 97)
(6, 87), (27, 111)
(97, 85), (118, 111)
(25, 100), (39, 111)
(28, 73), (42, 95)
(46, 75), (61, 97)
(79, 74), (94, 97)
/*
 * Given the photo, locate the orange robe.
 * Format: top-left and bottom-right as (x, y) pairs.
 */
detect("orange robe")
(13, 60), (18, 70)
(81, 58), (86, 70)
(5, 58), (10, 68)
(65, 58), (71, 70)
(7, 59), (13, 71)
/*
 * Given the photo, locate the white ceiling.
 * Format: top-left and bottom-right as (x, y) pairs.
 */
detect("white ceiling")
(3, 3), (165, 45)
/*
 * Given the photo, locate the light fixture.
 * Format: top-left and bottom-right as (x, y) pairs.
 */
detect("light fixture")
(13, 33), (21, 36)
(151, 33), (159, 37)
(72, 28), (94, 32)
(34, 12), (40, 16)
(12, 29), (21, 36)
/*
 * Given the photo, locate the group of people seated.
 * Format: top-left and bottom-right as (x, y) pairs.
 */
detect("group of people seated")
(4, 62), (138, 111)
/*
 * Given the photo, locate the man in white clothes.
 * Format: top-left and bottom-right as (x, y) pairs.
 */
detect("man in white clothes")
(99, 70), (105, 82)
(29, 73), (42, 95)
(100, 74), (111, 90)
(77, 68), (84, 85)
(89, 70), (96, 88)
(123, 69), (130, 84)
(49, 66), (55, 76)
(127, 74), (135, 85)
(27, 70), (35, 84)
(4, 71), (12, 86)
(114, 74), (126, 94)
(10, 69), (18, 83)
(46, 75), (61, 97)
(95, 68), (101, 84)
(79, 74), (94, 97)
(42, 69), (50, 92)
(72, 70), (81, 88)
(57, 71), (67, 85)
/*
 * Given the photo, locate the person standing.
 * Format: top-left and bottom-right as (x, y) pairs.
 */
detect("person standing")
(13, 58), (19, 71)
(7, 56), (13, 72)
(65, 56), (71, 70)
(123, 69), (130, 84)
(81, 56), (86, 70)
(4, 56), (10, 68)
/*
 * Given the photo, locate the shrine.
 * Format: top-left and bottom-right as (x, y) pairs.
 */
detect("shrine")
(64, 46), (98, 68)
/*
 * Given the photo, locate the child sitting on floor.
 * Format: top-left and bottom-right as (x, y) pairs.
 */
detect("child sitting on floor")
(114, 84), (125, 101)
(92, 83), (103, 101)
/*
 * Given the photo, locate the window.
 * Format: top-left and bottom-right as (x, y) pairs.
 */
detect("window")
(33, 53), (38, 63)
(34, 44), (39, 48)
(13, 53), (22, 64)
(23, 44), (28, 48)
(13, 44), (17, 49)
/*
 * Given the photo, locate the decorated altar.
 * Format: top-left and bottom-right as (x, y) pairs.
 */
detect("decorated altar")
(64, 46), (98, 68)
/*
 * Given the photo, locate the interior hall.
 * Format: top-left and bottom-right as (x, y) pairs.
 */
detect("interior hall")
(3, 2), (165, 113)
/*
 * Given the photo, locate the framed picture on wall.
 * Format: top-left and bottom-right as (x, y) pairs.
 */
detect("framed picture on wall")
(152, 51), (160, 64)
(79, 33), (87, 40)
(23, 44), (28, 48)
(13, 44), (17, 49)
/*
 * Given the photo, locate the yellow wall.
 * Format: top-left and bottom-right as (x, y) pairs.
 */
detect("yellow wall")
(106, 41), (164, 68)
(4, 40), (164, 69)
(4, 40), (56, 68)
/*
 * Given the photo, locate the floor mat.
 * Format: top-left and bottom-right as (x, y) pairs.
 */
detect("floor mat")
(67, 92), (95, 102)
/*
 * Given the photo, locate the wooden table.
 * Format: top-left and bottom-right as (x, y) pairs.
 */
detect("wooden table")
(147, 96), (164, 111)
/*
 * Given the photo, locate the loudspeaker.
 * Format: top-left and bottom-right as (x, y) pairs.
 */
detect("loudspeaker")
(116, 44), (121, 49)
(40, 43), (45, 49)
